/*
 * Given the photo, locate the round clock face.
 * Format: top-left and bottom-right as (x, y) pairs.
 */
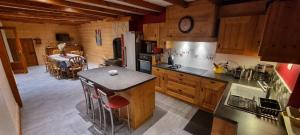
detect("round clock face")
(178, 16), (194, 33)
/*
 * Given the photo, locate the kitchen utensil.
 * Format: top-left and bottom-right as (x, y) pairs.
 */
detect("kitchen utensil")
(233, 66), (243, 79)
(213, 63), (224, 74)
(257, 98), (281, 119)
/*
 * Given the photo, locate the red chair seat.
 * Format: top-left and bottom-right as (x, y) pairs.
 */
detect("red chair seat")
(108, 96), (129, 109)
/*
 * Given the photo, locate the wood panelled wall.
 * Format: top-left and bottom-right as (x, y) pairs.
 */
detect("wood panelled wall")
(78, 20), (129, 64)
(0, 59), (20, 135)
(1, 21), (80, 65)
(164, 0), (216, 41)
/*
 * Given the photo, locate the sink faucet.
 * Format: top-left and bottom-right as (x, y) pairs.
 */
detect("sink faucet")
(257, 81), (271, 99)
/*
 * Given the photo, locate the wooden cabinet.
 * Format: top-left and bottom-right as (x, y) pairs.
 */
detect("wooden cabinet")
(165, 70), (200, 104)
(152, 67), (166, 93)
(152, 67), (226, 112)
(143, 23), (165, 48)
(143, 23), (159, 42)
(211, 117), (237, 135)
(198, 79), (226, 112)
(217, 15), (265, 56)
(259, 0), (300, 63)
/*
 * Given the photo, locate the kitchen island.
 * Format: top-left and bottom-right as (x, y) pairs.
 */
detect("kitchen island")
(78, 66), (156, 129)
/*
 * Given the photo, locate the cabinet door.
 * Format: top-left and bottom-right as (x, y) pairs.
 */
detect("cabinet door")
(143, 23), (159, 41)
(201, 88), (221, 112)
(217, 16), (261, 56)
(152, 67), (165, 93)
(259, 0), (300, 63)
(158, 23), (166, 48)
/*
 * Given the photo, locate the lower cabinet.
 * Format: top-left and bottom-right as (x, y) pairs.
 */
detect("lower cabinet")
(151, 67), (226, 112)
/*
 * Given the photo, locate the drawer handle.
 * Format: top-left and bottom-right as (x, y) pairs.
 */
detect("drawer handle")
(210, 81), (216, 84)
(179, 78), (183, 81)
(179, 74), (183, 76)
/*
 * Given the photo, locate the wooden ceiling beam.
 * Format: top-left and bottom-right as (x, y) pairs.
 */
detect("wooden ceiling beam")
(77, 0), (156, 15)
(0, 7), (99, 21)
(29, 0), (134, 16)
(164, 0), (188, 8)
(113, 0), (165, 12)
(0, 0), (117, 18)
(0, 16), (87, 25)
(0, 14), (92, 23)
(0, 3), (102, 19)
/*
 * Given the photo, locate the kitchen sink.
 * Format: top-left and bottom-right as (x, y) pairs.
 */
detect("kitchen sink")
(224, 83), (267, 113)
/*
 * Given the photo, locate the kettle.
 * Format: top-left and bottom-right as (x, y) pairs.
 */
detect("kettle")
(168, 55), (174, 65)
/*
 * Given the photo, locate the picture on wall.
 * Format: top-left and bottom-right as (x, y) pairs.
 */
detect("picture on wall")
(95, 29), (102, 46)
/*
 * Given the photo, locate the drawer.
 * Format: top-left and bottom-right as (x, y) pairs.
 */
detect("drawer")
(166, 81), (196, 98)
(166, 90), (195, 104)
(201, 78), (226, 90)
(166, 71), (199, 87)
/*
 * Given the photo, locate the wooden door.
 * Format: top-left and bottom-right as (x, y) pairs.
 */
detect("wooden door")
(217, 16), (261, 56)
(20, 39), (38, 66)
(259, 0), (300, 63)
(1, 27), (28, 73)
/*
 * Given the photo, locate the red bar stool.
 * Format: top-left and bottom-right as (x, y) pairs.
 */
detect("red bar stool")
(97, 88), (130, 135)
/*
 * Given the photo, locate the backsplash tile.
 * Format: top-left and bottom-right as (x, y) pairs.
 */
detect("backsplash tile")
(269, 71), (291, 110)
(162, 41), (217, 70)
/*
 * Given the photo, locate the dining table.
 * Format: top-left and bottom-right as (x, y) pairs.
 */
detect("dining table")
(48, 53), (84, 69)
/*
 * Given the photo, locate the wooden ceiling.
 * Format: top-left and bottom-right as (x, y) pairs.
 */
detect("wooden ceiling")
(0, 0), (193, 25)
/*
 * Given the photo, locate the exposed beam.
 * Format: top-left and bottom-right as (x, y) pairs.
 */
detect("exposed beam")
(77, 0), (156, 15)
(0, 15), (88, 25)
(0, 0), (117, 18)
(29, 0), (134, 16)
(0, 7), (99, 21)
(113, 0), (165, 12)
(0, 14), (91, 23)
(0, 3), (102, 20)
(164, 0), (188, 8)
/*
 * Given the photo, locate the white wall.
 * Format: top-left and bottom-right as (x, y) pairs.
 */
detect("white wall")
(0, 59), (19, 135)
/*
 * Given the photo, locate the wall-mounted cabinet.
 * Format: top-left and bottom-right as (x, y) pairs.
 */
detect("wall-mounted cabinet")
(143, 23), (165, 48)
(217, 15), (265, 56)
(259, 0), (300, 64)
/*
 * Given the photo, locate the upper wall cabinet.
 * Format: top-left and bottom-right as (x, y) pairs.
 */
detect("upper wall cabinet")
(143, 23), (165, 48)
(143, 23), (159, 41)
(164, 0), (217, 42)
(259, 0), (300, 63)
(217, 15), (265, 56)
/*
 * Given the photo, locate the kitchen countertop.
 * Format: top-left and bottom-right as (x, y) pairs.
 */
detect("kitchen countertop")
(78, 66), (156, 91)
(154, 64), (287, 135)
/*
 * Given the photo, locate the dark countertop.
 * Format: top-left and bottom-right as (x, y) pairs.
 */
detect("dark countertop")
(154, 64), (287, 135)
(78, 66), (156, 92)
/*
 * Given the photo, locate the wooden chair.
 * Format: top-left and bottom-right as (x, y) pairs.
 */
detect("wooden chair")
(69, 56), (83, 79)
(52, 49), (61, 54)
(70, 51), (84, 56)
(49, 59), (62, 79)
(42, 55), (50, 72)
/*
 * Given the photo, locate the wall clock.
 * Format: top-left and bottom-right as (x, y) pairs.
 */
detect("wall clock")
(178, 16), (194, 33)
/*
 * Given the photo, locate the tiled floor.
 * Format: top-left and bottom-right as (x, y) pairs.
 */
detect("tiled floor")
(15, 65), (197, 135)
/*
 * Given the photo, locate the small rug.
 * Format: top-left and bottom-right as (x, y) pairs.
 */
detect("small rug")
(76, 100), (167, 135)
(184, 109), (214, 135)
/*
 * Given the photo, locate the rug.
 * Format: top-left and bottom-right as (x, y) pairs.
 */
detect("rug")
(183, 109), (214, 135)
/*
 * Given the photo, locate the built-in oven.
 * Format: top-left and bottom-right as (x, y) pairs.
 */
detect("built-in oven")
(137, 53), (152, 74)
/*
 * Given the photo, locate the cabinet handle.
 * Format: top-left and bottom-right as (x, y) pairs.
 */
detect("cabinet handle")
(218, 44), (221, 48)
(179, 78), (182, 81)
(210, 81), (216, 84)
(179, 74), (183, 76)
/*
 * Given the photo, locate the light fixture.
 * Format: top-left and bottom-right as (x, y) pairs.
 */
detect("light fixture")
(287, 64), (293, 70)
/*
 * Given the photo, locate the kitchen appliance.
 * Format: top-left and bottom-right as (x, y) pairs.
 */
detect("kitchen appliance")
(233, 66), (243, 79)
(122, 32), (142, 70)
(168, 55), (174, 65)
(141, 40), (162, 54)
(137, 53), (152, 74)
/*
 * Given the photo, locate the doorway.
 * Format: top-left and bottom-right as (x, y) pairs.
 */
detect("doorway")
(8, 38), (38, 66)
